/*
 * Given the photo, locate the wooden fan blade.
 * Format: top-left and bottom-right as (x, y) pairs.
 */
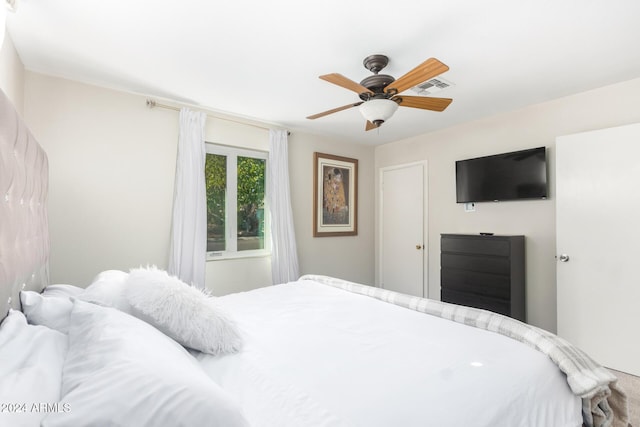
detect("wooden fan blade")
(306, 102), (363, 120)
(365, 121), (378, 131)
(384, 58), (449, 95)
(395, 95), (452, 112)
(320, 73), (373, 95)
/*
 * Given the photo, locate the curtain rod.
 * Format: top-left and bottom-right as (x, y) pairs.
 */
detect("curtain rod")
(145, 99), (290, 135)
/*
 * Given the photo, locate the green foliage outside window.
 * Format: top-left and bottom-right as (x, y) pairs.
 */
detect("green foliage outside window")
(205, 152), (266, 252)
(205, 153), (226, 251)
(237, 156), (265, 240)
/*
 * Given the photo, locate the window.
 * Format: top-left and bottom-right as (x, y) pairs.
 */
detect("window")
(205, 144), (268, 258)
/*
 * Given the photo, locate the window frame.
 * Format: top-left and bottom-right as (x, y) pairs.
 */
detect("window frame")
(205, 143), (270, 261)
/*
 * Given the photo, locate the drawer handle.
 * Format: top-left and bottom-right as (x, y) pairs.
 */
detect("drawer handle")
(416, 245), (422, 250)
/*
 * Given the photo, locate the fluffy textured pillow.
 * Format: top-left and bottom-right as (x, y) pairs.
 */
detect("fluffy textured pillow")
(125, 266), (242, 355)
(20, 290), (74, 334)
(78, 269), (131, 312)
(0, 310), (68, 426)
(42, 300), (249, 427)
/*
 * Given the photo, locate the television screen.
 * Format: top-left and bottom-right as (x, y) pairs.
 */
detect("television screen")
(456, 147), (548, 203)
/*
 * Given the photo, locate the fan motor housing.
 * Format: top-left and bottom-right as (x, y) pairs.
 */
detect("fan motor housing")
(359, 74), (395, 99)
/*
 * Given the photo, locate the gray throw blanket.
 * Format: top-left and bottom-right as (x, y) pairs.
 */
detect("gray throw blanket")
(300, 275), (629, 427)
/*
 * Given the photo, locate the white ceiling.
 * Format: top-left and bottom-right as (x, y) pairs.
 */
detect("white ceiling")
(6, 0), (640, 145)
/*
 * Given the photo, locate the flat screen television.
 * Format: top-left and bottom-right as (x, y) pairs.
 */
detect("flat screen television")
(456, 147), (548, 203)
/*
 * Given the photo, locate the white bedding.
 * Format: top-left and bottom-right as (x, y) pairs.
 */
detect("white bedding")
(197, 280), (582, 427)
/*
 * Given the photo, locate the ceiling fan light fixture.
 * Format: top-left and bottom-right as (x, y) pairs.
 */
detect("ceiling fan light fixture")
(308, 56), (451, 132)
(359, 99), (399, 126)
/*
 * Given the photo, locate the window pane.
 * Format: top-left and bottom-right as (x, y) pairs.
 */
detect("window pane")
(237, 156), (266, 251)
(205, 153), (226, 252)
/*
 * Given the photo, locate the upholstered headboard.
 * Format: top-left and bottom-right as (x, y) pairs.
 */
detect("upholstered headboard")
(0, 88), (50, 320)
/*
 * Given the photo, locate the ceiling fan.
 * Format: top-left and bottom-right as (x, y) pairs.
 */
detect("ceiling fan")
(307, 54), (453, 131)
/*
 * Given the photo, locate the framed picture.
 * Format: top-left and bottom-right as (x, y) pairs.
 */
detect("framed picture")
(313, 152), (358, 237)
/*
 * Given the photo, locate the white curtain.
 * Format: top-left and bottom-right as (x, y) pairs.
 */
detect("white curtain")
(1, 6), (6, 50)
(168, 108), (207, 288)
(268, 129), (299, 284)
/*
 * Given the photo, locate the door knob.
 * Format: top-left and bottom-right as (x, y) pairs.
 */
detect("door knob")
(416, 245), (422, 250)
(558, 254), (570, 262)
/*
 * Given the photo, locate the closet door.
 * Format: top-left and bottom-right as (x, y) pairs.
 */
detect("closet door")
(380, 162), (427, 297)
(556, 122), (640, 376)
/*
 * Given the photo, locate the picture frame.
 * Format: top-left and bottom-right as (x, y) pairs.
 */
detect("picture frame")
(313, 152), (358, 237)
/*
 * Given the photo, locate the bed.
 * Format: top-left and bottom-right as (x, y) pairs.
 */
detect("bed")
(0, 87), (629, 427)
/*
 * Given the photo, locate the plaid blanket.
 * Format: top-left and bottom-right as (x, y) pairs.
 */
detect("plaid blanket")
(300, 275), (629, 427)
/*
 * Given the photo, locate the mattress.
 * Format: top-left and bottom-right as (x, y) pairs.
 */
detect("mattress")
(196, 279), (582, 427)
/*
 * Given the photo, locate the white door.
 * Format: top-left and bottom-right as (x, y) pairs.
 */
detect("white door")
(380, 162), (426, 297)
(556, 123), (640, 376)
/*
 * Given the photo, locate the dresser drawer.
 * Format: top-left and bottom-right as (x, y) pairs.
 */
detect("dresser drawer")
(441, 253), (511, 275)
(441, 269), (510, 299)
(441, 236), (511, 257)
(441, 288), (510, 317)
(440, 233), (525, 322)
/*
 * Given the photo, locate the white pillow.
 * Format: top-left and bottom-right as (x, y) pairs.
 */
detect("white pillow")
(42, 284), (85, 298)
(78, 269), (131, 312)
(125, 266), (242, 355)
(0, 310), (68, 427)
(20, 290), (73, 334)
(42, 300), (249, 427)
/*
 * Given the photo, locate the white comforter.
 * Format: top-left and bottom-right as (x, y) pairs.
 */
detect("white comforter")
(197, 280), (582, 427)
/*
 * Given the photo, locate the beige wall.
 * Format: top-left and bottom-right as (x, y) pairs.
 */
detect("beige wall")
(20, 72), (376, 292)
(24, 73), (177, 287)
(289, 133), (375, 285)
(0, 30), (24, 112)
(375, 77), (640, 332)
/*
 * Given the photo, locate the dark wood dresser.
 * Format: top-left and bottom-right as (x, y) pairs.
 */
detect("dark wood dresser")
(440, 234), (525, 322)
